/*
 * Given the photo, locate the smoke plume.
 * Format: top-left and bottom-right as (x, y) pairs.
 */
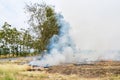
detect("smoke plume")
(29, 13), (120, 67)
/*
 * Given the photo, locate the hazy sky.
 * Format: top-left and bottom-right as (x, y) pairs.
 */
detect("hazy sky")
(1, 0), (120, 50)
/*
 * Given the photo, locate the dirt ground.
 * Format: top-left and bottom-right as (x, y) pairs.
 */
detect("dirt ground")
(0, 57), (120, 80)
(46, 61), (120, 78)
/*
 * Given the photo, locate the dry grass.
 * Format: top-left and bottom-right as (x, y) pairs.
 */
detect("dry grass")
(0, 63), (80, 80)
(0, 60), (119, 80)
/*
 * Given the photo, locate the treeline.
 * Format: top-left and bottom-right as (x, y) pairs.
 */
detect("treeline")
(0, 22), (39, 57)
(0, 3), (59, 58)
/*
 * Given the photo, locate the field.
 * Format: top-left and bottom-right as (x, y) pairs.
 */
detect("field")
(0, 58), (120, 80)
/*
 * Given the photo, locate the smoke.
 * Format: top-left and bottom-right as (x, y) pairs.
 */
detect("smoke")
(29, 13), (120, 67)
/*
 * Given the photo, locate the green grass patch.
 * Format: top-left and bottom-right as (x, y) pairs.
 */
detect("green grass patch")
(1, 74), (16, 80)
(109, 75), (120, 80)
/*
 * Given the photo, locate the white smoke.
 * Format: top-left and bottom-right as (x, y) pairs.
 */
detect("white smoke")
(29, 13), (120, 67)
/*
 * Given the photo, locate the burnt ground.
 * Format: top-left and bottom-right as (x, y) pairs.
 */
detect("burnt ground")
(46, 61), (120, 78)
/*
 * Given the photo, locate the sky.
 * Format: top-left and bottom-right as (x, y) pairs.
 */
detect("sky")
(1, 0), (120, 51)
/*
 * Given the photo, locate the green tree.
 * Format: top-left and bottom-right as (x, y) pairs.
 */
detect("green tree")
(0, 29), (5, 48)
(20, 28), (32, 56)
(26, 3), (59, 53)
(0, 29), (5, 56)
(0, 22), (34, 57)
(1, 22), (11, 56)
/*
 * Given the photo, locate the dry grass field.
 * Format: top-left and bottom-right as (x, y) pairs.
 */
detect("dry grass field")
(0, 58), (120, 80)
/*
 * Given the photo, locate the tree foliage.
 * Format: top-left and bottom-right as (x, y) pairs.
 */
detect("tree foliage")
(26, 3), (59, 52)
(0, 22), (34, 57)
(0, 2), (59, 58)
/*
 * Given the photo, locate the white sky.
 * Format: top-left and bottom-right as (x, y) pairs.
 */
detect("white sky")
(0, 0), (120, 51)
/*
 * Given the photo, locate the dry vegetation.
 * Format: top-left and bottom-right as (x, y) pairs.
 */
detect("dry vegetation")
(0, 58), (120, 80)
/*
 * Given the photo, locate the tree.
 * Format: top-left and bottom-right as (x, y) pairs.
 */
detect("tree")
(0, 29), (5, 47)
(11, 28), (20, 56)
(1, 22), (11, 56)
(20, 28), (32, 55)
(25, 3), (59, 53)
(0, 22), (35, 57)
(0, 29), (5, 56)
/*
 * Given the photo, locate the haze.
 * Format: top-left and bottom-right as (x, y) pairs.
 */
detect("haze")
(0, 0), (120, 51)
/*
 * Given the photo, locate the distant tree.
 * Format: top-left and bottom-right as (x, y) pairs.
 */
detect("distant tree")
(25, 3), (59, 52)
(1, 22), (11, 56)
(0, 28), (5, 56)
(0, 29), (5, 48)
(20, 28), (32, 55)
(11, 28), (20, 56)
(0, 22), (34, 57)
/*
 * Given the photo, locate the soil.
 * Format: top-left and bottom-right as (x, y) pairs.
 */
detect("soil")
(46, 61), (120, 78)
